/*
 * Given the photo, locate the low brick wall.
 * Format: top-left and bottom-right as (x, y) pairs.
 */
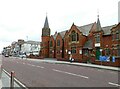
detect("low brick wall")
(27, 54), (44, 59)
(92, 58), (120, 67)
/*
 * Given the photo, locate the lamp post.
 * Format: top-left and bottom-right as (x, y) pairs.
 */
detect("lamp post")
(68, 50), (71, 61)
(100, 48), (102, 65)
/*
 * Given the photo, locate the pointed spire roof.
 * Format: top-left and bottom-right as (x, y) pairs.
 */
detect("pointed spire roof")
(44, 15), (49, 28)
(96, 14), (102, 31)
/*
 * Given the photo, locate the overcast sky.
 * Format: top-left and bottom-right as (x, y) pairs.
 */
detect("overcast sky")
(0, 0), (119, 52)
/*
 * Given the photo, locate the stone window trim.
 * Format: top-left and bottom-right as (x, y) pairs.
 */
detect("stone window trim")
(49, 41), (53, 47)
(70, 30), (79, 42)
(95, 34), (100, 43)
(71, 46), (76, 54)
(57, 39), (60, 46)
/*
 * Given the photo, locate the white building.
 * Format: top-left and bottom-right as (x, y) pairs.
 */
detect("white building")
(118, 1), (120, 23)
(21, 40), (40, 56)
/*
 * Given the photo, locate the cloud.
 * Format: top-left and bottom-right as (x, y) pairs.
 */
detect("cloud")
(0, 0), (119, 52)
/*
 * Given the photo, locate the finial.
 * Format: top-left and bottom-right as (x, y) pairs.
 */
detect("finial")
(46, 12), (47, 16)
(97, 9), (99, 18)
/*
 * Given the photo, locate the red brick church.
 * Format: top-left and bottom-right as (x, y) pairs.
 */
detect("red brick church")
(40, 15), (120, 67)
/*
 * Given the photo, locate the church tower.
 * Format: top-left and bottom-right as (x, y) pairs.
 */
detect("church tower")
(41, 15), (51, 58)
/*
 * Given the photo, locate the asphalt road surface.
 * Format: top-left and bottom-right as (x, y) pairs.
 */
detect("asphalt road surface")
(1, 56), (119, 87)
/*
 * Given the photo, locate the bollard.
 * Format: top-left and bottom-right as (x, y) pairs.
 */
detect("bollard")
(0, 65), (3, 78)
(10, 71), (15, 89)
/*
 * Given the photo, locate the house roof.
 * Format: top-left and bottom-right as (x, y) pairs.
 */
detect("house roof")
(52, 32), (58, 40)
(102, 25), (116, 35)
(76, 23), (94, 36)
(83, 39), (93, 49)
(25, 41), (40, 45)
(59, 30), (67, 38)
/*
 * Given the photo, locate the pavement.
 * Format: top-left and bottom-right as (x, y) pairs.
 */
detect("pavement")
(28, 58), (120, 71)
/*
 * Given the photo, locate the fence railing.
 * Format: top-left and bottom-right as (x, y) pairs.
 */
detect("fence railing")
(1, 67), (28, 89)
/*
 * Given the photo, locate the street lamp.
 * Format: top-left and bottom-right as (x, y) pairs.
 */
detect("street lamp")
(100, 48), (103, 65)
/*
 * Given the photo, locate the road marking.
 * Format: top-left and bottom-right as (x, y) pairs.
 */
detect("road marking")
(97, 69), (103, 72)
(27, 63), (44, 68)
(23, 63), (25, 65)
(52, 69), (89, 79)
(36, 66), (44, 68)
(31, 64), (35, 67)
(108, 82), (120, 87)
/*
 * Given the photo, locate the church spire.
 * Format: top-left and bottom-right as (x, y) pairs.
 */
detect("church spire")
(44, 15), (49, 28)
(42, 14), (51, 36)
(96, 11), (102, 31)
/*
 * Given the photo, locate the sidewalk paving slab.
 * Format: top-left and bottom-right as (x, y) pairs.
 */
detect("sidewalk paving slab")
(27, 58), (120, 71)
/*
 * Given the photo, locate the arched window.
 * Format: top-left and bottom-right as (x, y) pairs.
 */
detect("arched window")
(57, 39), (60, 46)
(50, 41), (52, 47)
(71, 31), (78, 41)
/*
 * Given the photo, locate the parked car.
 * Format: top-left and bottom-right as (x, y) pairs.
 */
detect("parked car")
(5, 54), (9, 57)
(19, 52), (26, 58)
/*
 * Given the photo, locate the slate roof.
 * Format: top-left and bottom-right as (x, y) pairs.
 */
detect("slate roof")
(83, 39), (93, 49)
(96, 17), (102, 31)
(52, 32), (58, 40)
(102, 25), (116, 35)
(25, 41), (40, 45)
(76, 23), (94, 36)
(44, 16), (49, 28)
(57, 30), (67, 38)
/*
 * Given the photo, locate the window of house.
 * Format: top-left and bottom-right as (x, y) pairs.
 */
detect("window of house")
(113, 31), (120, 40)
(116, 33), (119, 40)
(117, 45), (120, 56)
(50, 50), (52, 54)
(105, 48), (110, 56)
(71, 47), (76, 54)
(83, 50), (88, 56)
(95, 35), (100, 43)
(71, 31), (79, 41)
(57, 40), (60, 46)
(50, 41), (52, 47)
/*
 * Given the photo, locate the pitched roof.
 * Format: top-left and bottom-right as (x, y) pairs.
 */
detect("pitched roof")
(52, 32), (58, 40)
(58, 30), (67, 38)
(102, 25), (116, 35)
(83, 39), (93, 49)
(25, 40), (40, 45)
(76, 23), (94, 36)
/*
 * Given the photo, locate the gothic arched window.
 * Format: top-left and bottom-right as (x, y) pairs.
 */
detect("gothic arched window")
(50, 41), (52, 47)
(71, 31), (76, 41)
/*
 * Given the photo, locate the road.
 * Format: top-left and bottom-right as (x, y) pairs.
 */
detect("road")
(0, 55), (119, 87)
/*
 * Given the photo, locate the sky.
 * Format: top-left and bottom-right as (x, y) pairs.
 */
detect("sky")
(0, 0), (119, 52)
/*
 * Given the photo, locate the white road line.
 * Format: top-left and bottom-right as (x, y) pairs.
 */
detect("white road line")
(27, 63), (44, 68)
(97, 69), (103, 72)
(31, 64), (35, 67)
(23, 63), (25, 65)
(108, 82), (120, 87)
(52, 69), (89, 79)
(36, 66), (44, 68)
